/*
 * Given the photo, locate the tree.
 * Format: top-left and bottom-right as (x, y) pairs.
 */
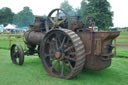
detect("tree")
(13, 6), (34, 27)
(60, 0), (76, 16)
(80, 0), (88, 23)
(60, 0), (73, 12)
(74, 8), (81, 16)
(80, 0), (113, 30)
(0, 7), (14, 26)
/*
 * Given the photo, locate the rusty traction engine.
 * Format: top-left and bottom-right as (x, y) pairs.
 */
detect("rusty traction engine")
(10, 8), (120, 79)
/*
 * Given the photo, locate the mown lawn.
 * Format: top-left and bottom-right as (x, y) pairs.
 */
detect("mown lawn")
(0, 49), (128, 85)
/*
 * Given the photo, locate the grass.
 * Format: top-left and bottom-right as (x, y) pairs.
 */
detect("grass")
(0, 49), (128, 85)
(116, 32), (128, 57)
(0, 32), (128, 85)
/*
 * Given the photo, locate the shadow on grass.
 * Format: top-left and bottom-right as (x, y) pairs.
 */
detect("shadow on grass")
(24, 56), (41, 65)
(116, 56), (128, 58)
(70, 67), (121, 81)
(0, 47), (10, 50)
(24, 56), (122, 79)
(9, 53), (126, 81)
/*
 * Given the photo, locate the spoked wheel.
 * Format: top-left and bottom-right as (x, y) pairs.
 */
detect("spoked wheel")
(40, 29), (86, 79)
(10, 44), (24, 65)
(46, 8), (71, 31)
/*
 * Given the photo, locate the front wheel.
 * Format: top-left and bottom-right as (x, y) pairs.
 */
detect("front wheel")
(10, 44), (24, 65)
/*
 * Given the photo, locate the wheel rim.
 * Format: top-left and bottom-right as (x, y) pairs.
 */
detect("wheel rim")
(40, 29), (86, 79)
(10, 44), (24, 65)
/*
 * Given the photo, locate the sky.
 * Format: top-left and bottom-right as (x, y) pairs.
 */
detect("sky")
(0, 0), (128, 27)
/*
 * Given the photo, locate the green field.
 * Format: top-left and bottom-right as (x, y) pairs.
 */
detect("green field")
(0, 32), (128, 85)
(0, 49), (128, 85)
(116, 32), (128, 57)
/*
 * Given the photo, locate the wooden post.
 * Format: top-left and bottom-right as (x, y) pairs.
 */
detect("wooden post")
(24, 43), (26, 50)
(114, 39), (116, 56)
(8, 35), (11, 48)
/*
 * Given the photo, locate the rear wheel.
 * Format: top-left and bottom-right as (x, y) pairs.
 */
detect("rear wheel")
(40, 29), (86, 79)
(10, 44), (24, 65)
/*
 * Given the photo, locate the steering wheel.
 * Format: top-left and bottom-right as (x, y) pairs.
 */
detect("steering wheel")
(46, 8), (71, 31)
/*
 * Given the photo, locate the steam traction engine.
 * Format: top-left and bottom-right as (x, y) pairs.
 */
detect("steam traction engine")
(10, 8), (120, 79)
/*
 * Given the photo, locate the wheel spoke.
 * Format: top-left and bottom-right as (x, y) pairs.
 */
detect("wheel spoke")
(58, 61), (61, 72)
(55, 39), (59, 49)
(56, 9), (59, 22)
(55, 34), (61, 47)
(58, 17), (67, 25)
(64, 45), (74, 52)
(60, 36), (66, 48)
(63, 61), (71, 72)
(12, 52), (17, 57)
(67, 60), (73, 70)
(13, 52), (19, 58)
(64, 56), (76, 62)
(49, 17), (56, 24)
(61, 61), (64, 76)
(16, 52), (19, 58)
(51, 60), (59, 70)
(51, 25), (55, 30)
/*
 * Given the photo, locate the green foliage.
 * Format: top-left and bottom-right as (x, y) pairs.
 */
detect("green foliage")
(80, 0), (88, 23)
(0, 7), (14, 26)
(60, 0), (73, 13)
(13, 6), (34, 27)
(60, 0), (76, 16)
(74, 8), (81, 16)
(80, 0), (113, 30)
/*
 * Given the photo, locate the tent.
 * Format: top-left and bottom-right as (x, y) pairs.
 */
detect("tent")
(0, 25), (4, 32)
(4, 24), (16, 29)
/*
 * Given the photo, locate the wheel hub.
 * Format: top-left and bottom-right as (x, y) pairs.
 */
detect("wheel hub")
(55, 48), (64, 60)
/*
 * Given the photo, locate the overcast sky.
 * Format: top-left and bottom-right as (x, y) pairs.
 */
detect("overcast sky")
(0, 0), (128, 27)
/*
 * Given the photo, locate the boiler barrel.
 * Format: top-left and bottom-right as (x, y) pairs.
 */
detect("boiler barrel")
(24, 31), (45, 45)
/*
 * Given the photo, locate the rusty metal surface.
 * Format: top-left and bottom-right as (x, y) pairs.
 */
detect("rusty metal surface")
(78, 31), (120, 70)
(24, 31), (45, 45)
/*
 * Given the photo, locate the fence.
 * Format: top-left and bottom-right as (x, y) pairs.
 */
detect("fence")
(0, 34), (26, 49)
(114, 37), (128, 56)
(0, 34), (128, 56)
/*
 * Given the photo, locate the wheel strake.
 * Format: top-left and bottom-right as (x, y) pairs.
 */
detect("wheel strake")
(40, 29), (86, 79)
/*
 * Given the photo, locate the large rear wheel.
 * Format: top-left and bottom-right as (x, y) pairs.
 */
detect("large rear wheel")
(40, 29), (86, 79)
